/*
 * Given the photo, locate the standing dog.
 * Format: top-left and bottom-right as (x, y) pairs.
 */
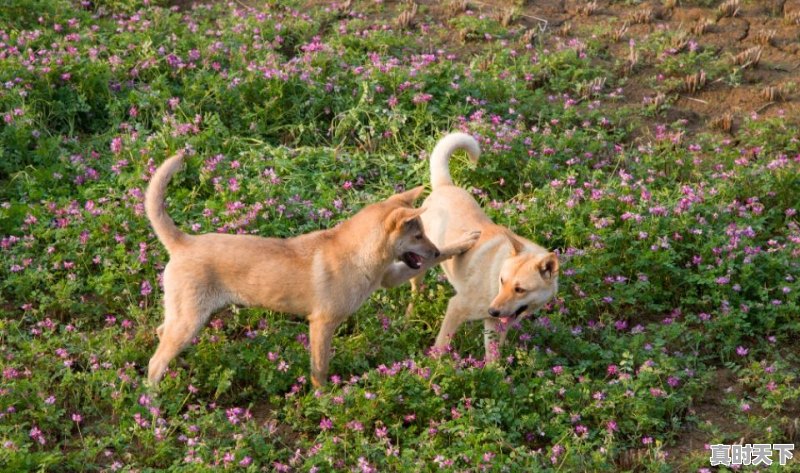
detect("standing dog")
(145, 153), (480, 387)
(410, 133), (559, 361)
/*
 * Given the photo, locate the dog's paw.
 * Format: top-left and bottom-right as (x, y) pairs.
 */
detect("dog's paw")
(454, 230), (481, 253)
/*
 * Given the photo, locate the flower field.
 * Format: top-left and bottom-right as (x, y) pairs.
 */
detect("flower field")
(1, 0), (799, 471)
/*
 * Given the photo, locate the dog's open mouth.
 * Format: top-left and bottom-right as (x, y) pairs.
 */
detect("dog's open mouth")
(400, 251), (424, 269)
(498, 305), (529, 325)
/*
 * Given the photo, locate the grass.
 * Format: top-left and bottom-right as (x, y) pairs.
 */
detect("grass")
(0, 0), (798, 471)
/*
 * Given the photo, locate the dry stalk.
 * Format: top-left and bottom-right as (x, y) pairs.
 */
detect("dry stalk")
(495, 6), (518, 27)
(575, 1), (600, 17)
(616, 449), (648, 471)
(784, 417), (799, 442)
(576, 77), (607, 99)
(732, 46), (762, 68)
(396, 2), (418, 31)
(628, 8), (653, 24)
(558, 21), (572, 37)
(670, 30), (690, 52)
(754, 29), (776, 46)
(612, 22), (629, 42)
(334, 0), (352, 18)
(762, 83), (793, 101)
(785, 10), (800, 25)
(690, 18), (712, 35)
(624, 41), (639, 74)
(710, 112), (733, 132)
(683, 70), (707, 93)
(644, 92), (668, 108)
(520, 28), (537, 45)
(717, 0), (740, 19)
(445, 0), (468, 18)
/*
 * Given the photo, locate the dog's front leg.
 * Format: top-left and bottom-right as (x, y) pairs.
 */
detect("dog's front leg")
(483, 318), (508, 363)
(432, 294), (470, 353)
(442, 229), (482, 257)
(308, 316), (341, 387)
(381, 230), (481, 289)
(380, 261), (423, 289)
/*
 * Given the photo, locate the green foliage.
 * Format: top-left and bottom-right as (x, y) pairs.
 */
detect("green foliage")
(0, 0), (798, 471)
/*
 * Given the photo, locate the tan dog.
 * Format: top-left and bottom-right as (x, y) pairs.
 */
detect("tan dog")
(145, 153), (480, 387)
(410, 133), (559, 361)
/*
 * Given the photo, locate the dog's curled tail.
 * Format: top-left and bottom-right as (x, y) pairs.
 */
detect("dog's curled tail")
(145, 153), (188, 252)
(429, 132), (481, 190)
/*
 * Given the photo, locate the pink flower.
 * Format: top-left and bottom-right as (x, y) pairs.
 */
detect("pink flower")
(736, 346), (748, 356)
(29, 426), (46, 445)
(110, 136), (123, 154)
(140, 280), (152, 297)
(319, 418), (333, 430)
(667, 376), (680, 388)
(346, 420), (364, 432)
(412, 93), (433, 104)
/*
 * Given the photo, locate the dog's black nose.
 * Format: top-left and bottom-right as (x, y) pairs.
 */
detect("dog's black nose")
(434, 250), (440, 258)
(488, 308), (501, 317)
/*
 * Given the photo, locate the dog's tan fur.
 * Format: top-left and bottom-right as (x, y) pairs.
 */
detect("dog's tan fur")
(411, 133), (560, 361)
(145, 153), (480, 387)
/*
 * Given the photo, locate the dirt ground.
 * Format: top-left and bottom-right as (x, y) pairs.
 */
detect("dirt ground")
(452, 0), (799, 137)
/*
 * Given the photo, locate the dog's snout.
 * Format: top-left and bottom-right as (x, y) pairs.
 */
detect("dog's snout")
(434, 250), (441, 258)
(488, 308), (501, 317)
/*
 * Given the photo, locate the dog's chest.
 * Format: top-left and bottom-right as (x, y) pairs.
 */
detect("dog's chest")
(312, 254), (380, 315)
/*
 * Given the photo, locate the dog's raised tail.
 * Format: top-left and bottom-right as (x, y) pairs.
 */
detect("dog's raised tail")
(145, 154), (188, 252)
(429, 132), (481, 190)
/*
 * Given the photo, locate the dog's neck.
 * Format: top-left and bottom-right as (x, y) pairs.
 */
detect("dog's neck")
(330, 218), (395, 284)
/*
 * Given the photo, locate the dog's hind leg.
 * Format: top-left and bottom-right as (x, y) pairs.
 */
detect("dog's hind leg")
(308, 315), (342, 388)
(147, 294), (212, 386)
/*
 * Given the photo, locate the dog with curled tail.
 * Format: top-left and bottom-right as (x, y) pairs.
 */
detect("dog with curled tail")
(410, 133), (559, 360)
(145, 153), (480, 387)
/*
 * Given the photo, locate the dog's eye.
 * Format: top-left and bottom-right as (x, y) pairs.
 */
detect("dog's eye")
(415, 234), (423, 240)
(514, 286), (525, 294)
(500, 278), (505, 285)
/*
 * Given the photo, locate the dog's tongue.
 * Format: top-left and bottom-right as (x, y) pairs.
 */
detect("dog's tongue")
(499, 316), (512, 325)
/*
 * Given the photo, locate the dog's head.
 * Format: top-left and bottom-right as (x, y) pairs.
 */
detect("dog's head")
(383, 186), (439, 270)
(487, 240), (559, 323)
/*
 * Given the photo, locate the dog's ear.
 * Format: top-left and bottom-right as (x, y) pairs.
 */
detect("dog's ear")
(506, 233), (526, 256)
(389, 185), (425, 206)
(539, 252), (559, 280)
(385, 207), (426, 231)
